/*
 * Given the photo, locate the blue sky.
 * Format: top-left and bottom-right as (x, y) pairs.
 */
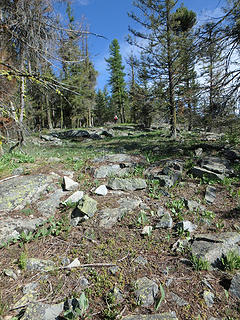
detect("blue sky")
(57, 0), (225, 90)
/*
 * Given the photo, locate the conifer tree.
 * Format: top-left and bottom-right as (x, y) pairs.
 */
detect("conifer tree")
(105, 39), (127, 123)
(128, 0), (197, 137)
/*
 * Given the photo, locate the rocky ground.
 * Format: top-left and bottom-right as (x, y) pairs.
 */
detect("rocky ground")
(0, 125), (240, 320)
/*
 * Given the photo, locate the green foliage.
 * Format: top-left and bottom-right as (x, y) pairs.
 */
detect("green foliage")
(137, 210), (148, 226)
(221, 250), (240, 271)
(64, 292), (89, 319)
(18, 251), (28, 270)
(0, 215), (71, 248)
(0, 151), (34, 173)
(102, 293), (119, 320)
(166, 198), (185, 220)
(147, 180), (162, 199)
(191, 254), (210, 271)
(155, 283), (165, 311)
(200, 210), (216, 225)
(105, 39), (127, 122)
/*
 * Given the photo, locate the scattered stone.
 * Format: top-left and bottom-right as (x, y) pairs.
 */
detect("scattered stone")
(185, 199), (205, 212)
(203, 290), (215, 307)
(12, 167), (25, 175)
(107, 177), (147, 191)
(229, 272), (240, 299)
(170, 292), (189, 307)
(94, 184), (108, 196)
(122, 312), (178, 320)
(71, 195), (98, 224)
(20, 301), (64, 320)
(134, 277), (158, 307)
(63, 176), (79, 191)
(201, 279), (213, 290)
(63, 191), (84, 205)
(65, 258), (81, 269)
(201, 157), (231, 175)
(99, 197), (141, 228)
(191, 232), (240, 268)
(141, 225), (153, 235)
(3, 268), (18, 280)
(190, 167), (224, 181)
(155, 212), (173, 229)
(205, 186), (217, 204)
(26, 258), (55, 272)
(133, 256), (148, 266)
(48, 157), (61, 163)
(94, 164), (131, 178)
(175, 220), (197, 233)
(79, 277), (89, 289)
(37, 189), (65, 217)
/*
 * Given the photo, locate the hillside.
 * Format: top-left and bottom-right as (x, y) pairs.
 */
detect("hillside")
(0, 125), (240, 320)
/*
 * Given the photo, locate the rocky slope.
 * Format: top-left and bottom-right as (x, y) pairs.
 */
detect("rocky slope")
(0, 126), (239, 320)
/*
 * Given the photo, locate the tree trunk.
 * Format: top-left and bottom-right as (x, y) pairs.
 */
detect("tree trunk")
(166, 0), (176, 138)
(46, 95), (53, 130)
(19, 76), (25, 123)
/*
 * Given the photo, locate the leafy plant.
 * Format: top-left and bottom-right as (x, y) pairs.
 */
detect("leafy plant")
(191, 254), (210, 271)
(166, 198), (185, 220)
(148, 179), (162, 199)
(155, 283), (165, 311)
(200, 210), (216, 225)
(64, 293), (89, 319)
(221, 250), (240, 271)
(137, 210), (148, 226)
(18, 251), (28, 270)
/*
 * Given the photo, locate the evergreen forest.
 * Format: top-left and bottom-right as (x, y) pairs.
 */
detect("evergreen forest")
(0, 0), (240, 138)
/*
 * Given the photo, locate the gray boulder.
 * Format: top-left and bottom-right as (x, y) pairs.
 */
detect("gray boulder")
(71, 195), (98, 225)
(107, 177), (147, 191)
(26, 258), (55, 272)
(191, 232), (240, 268)
(0, 217), (44, 245)
(122, 312), (178, 320)
(205, 186), (217, 204)
(63, 176), (79, 191)
(229, 272), (240, 299)
(94, 164), (131, 178)
(99, 197), (141, 228)
(0, 174), (55, 212)
(155, 212), (173, 229)
(201, 157), (231, 175)
(38, 189), (65, 217)
(190, 167), (224, 181)
(134, 277), (158, 307)
(20, 302), (64, 320)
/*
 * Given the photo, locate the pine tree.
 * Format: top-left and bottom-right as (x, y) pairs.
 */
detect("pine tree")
(172, 5), (198, 130)
(198, 23), (226, 130)
(105, 39), (127, 123)
(128, 0), (198, 137)
(94, 87), (111, 126)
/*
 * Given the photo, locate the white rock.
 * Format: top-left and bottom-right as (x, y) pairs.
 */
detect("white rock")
(63, 176), (79, 191)
(64, 191), (84, 204)
(141, 226), (153, 235)
(65, 258), (81, 269)
(95, 185), (108, 196)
